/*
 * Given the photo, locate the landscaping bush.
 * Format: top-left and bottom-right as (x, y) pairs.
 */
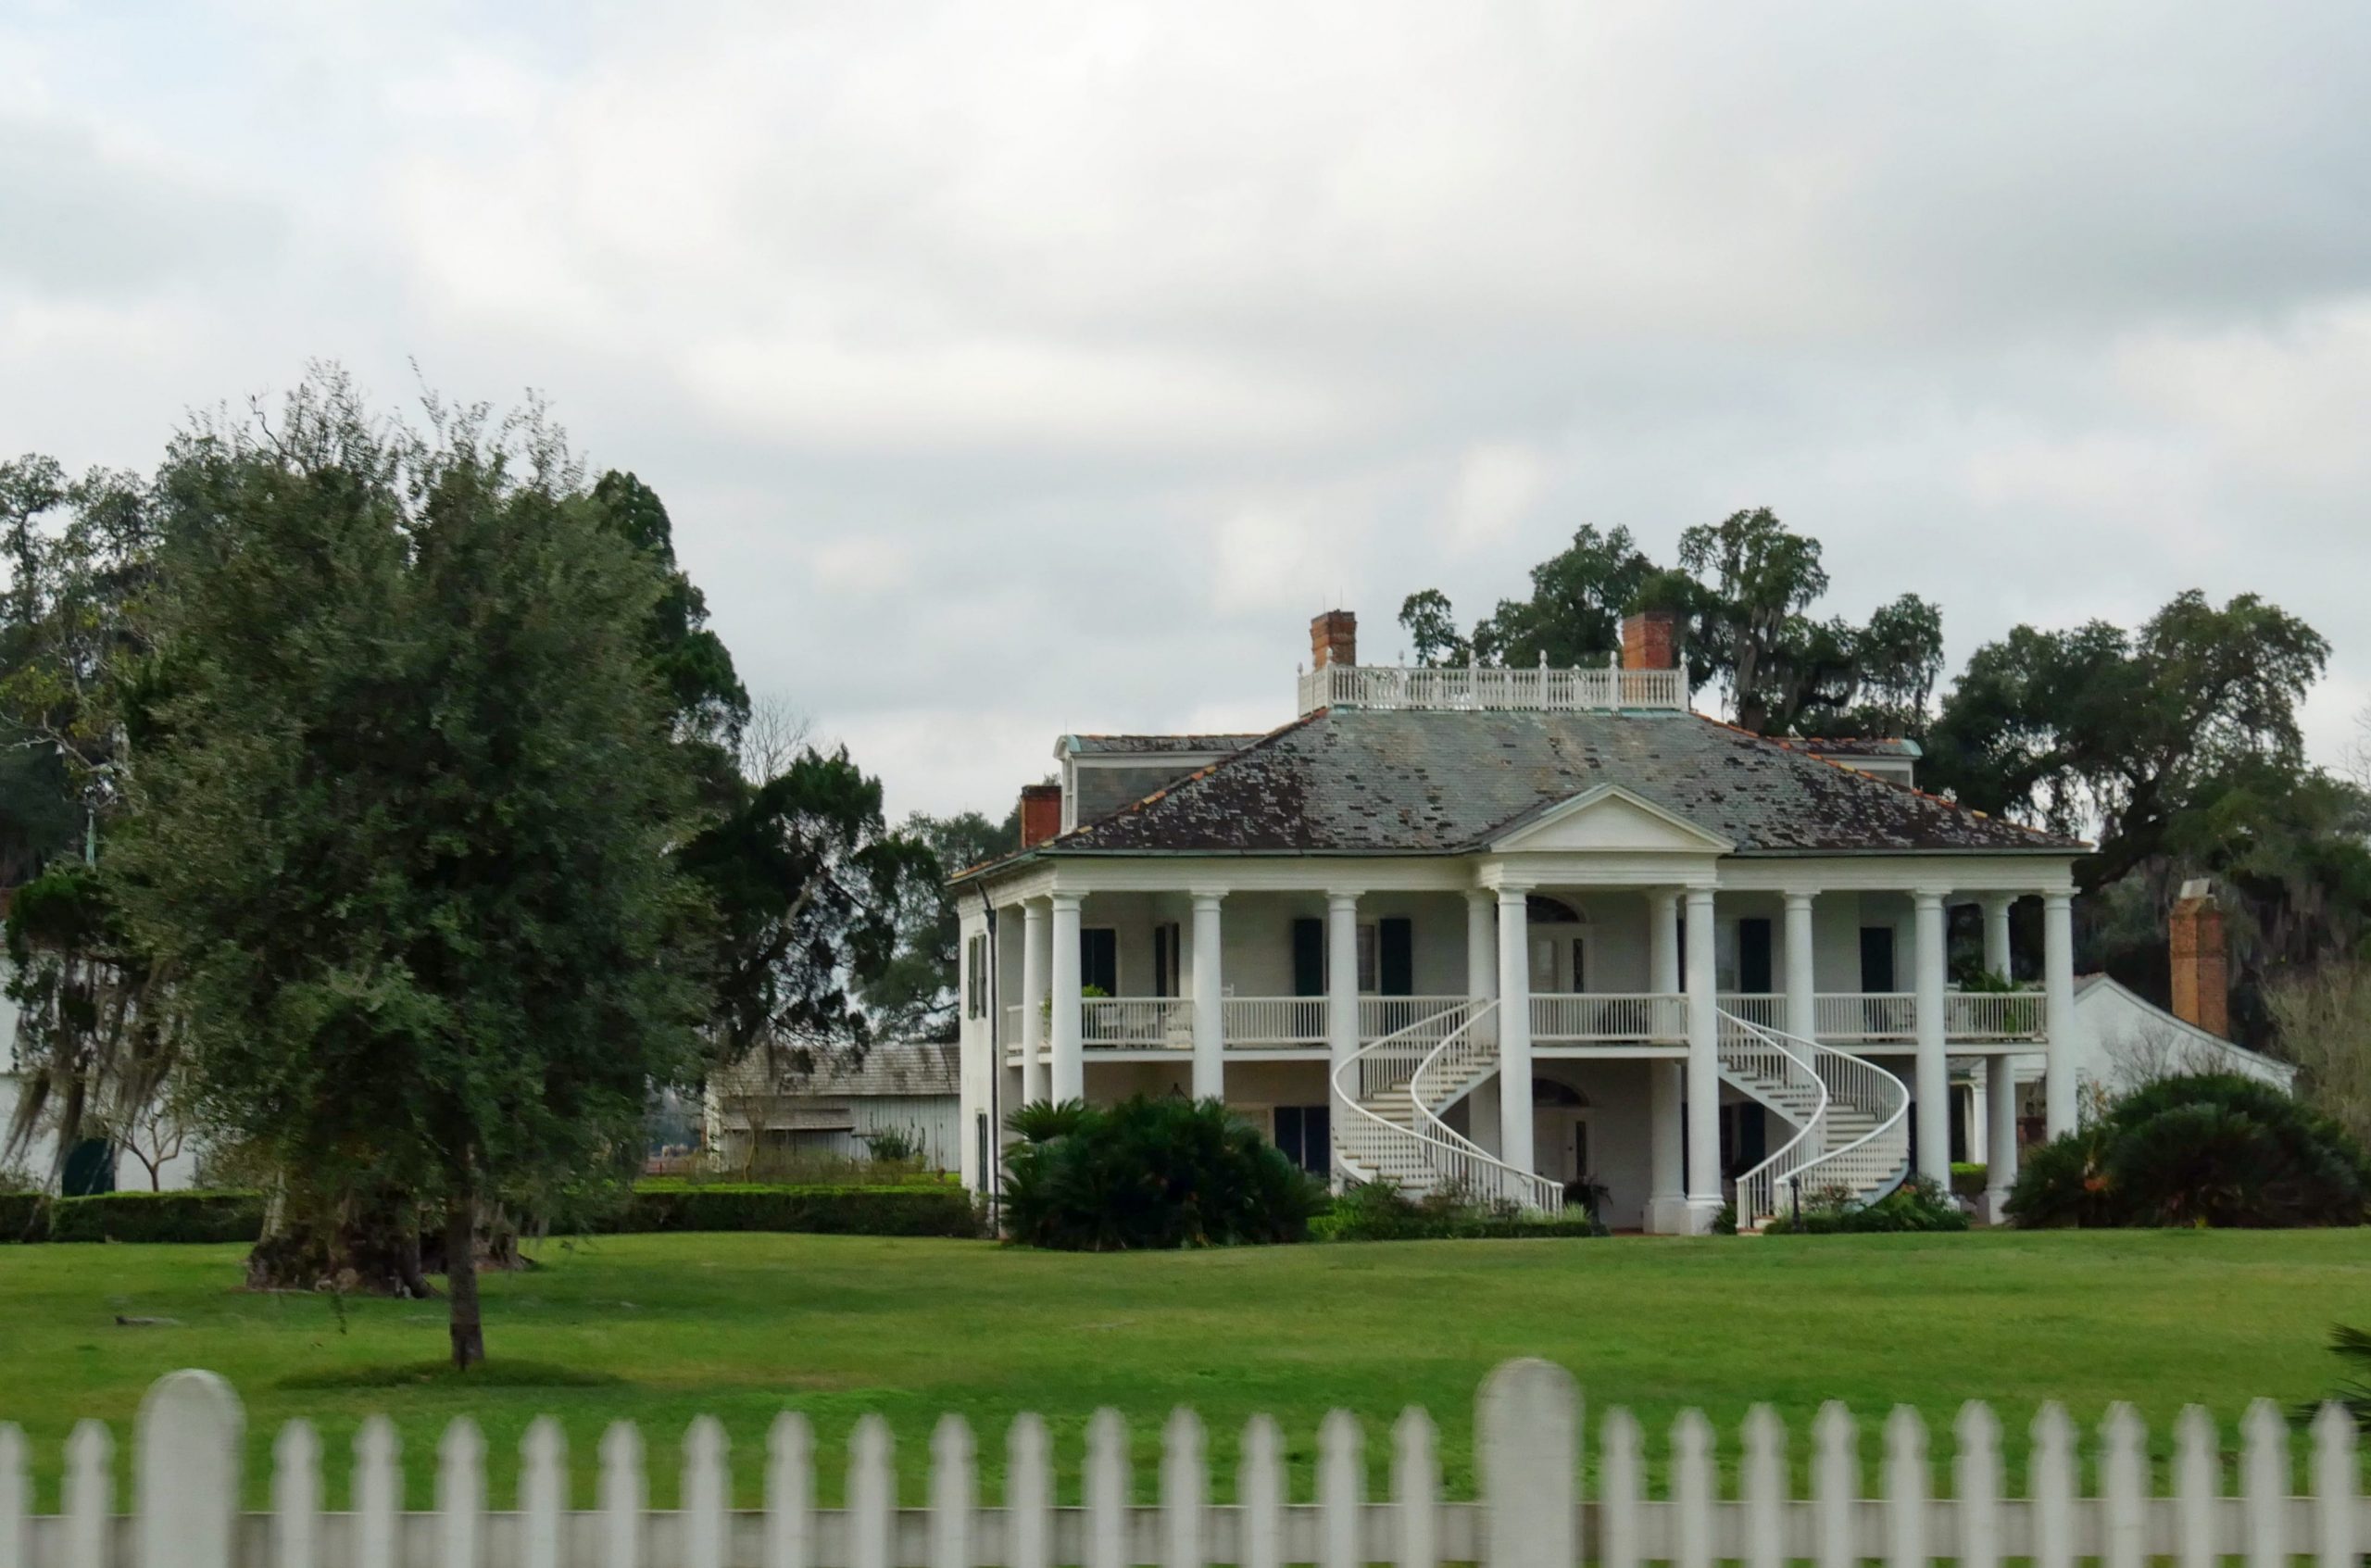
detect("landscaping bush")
(1312, 1178), (1603, 1241)
(43, 1190), (266, 1244)
(1001, 1095), (1324, 1249)
(1950, 1161), (1988, 1198)
(2008, 1073), (2371, 1229)
(1763, 1176), (1969, 1235)
(606, 1183), (982, 1236)
(1, 1190), (47, 1242)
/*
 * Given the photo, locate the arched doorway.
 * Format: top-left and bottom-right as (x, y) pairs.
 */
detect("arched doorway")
(1531, 1077), (1592, 1185)
(1526, 895), (1590, 994)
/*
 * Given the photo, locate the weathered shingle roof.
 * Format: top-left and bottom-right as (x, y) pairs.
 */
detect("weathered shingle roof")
(1010, 709), (2079, 859)
(714, 1041), (960, 1098)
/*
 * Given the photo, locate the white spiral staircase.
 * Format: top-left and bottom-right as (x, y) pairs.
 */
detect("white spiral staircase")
(1330, 997), (1908, 1225)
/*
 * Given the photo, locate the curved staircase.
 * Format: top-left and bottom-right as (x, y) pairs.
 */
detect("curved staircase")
(1720, 1007), (1911, 1229)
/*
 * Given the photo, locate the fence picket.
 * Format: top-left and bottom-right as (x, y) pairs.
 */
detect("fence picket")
(1007, 1416), (1050, 1568)
(0, 1424), (22, 1568)
(1319, 1411), (1362, 1568)
(1739, 1406), (1784, 1568)
(2241, 1399), (2287, 1568)
(764, 1414), (810, 1568)
(1882, 1407), (1926, 1568)
(1238, 1415), (1283, 1568)
(1951, 1403), (2001, 1568)
(1160, 1410), (1204, 1568)
(2027, 1404), (2075, 1568)
(1390, 1409), (1437, 1568)
(139, 1372), (242, 1568)
(849, 1416), (893, 1568)
(599, 1424), (645, 1568)
(2311, 1401), (2357, 1567)
(684, 1418), (730, 1568)
(64, 1422), (108, 1568)
(353, 1417), (400, 1568)
(1599, 1409), (1640, 1568)
(1670, 1411), (1712, 1568)
(2174, 1406), (2219, 1568)
(1478, 1361), (1575, 1568)
(2099, 1404), (2144, 1568)
(1811, 1403), (1855, 1568)
(930, 1416), (973, 1568)
(521, 1418), (566, 1568)
(270, 1423), (319, 1568)
(1085, 1410), (1127, 1568)
(435, 1420), (485, 1568)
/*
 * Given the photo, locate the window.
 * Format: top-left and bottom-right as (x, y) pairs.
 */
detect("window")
(1080, 927), (1119, 995)
(963, 933), (988, 1020)
(1272, 1104), (1331, 1174)
(1356, 923), (1378, 993)
(1152, 922), (1182, 998)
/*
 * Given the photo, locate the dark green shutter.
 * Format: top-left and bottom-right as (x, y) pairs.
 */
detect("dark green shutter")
(1379, 917), (1414, 997)
(1738, 918), (1774, 994)
(1292, 918), (1324, 997)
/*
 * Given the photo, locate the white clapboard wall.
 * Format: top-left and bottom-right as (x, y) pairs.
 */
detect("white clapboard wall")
(0, 1361), (2364, 1568)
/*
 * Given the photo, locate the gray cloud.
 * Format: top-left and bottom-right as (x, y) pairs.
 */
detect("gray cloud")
(1, 1), (2365, 817)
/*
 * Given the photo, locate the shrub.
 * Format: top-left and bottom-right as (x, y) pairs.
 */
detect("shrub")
(1001, 1095), (1324, 1249)
(604, 1183), (981, 1236)
(44, 1190), (266, 1244)
(1950, 1161), (1988, 1198)
(1315, 1178), (1602, 1241)
(0, 1191), (47, 1242)
(1763, 1176), (1969, 1235)
(2009, 1073), (2371, 1229)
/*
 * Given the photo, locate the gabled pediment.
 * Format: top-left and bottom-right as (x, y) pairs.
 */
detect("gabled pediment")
(1489, 784), (1735, 855)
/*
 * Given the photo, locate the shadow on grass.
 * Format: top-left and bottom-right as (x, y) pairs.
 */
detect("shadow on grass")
(279, 1360), (628, 1390)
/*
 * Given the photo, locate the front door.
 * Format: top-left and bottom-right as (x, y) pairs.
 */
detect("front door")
(1532, 1109), (1590, 1185)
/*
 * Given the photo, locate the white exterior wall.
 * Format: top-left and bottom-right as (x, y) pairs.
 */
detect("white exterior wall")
(956, 903), (992, 1193)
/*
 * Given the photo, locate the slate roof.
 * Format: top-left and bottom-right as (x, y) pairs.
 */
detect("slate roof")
(964, 709), (2079, 872)
(716, 1041), (960, 1098)
(1800, 736), (1923, 759)
(1063, 734), (1268, 756)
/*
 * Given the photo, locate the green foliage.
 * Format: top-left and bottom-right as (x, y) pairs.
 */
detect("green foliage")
(861, 807), (1020, 1044)
(43, 1190), (264, 1244)
(1005, 1098), (1093, 1143)
(603, 1183), (981, 1237)
(1000, 1096), (1325, 1250)
(2325, 1324), (2371, 1432)
(1311, 1179), (1604, 1241)
(1950, 1161), (1988, 1198)
(0, 1190), (44, 1240)
(2008, 1074), (2371, 1228)
(1763, 1175), (1969, 1234)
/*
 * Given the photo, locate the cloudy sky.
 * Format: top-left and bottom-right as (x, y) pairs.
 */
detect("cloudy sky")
(6, 2), (2366, 818)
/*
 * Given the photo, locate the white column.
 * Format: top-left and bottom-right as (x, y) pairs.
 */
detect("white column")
(1048, 892), (1084, 1104)
(1649, 888), (1680, 997)
(1465, 889), (1498, 1000)
(1647, 1060), (1686, 1233)
(1984, 1053), (2018, 1222)
(1783, 889), (1817, 1042)
(1020, 900), (1049, 1106)
(2042, 890), (2078, 1137)
(1496, 886), (1535, 1174)
(1683, 886), (1720, 1226)
(1325, 890), (1361, 1185)
(1913, 889), (1950, 1186)
(1190, 892), (1225, 1102)
(1982, 895), (2014, 981)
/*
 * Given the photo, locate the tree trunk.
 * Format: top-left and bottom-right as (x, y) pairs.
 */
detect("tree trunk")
(445, 1195), (484, 1370)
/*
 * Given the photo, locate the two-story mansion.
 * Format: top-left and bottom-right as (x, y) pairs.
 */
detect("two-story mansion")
(950, 609), (2089, 1233)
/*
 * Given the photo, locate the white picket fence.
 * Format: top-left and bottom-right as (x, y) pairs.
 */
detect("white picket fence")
(3, 1361), (2365, 1568)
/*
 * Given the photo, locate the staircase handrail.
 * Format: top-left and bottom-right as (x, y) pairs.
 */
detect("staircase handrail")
(1327, 997), (1487, 1191)
(1718, 1008), (1829, 1228)
(1788, 1035), (1913, 1204)
(1406, 1001), (1564, 1214)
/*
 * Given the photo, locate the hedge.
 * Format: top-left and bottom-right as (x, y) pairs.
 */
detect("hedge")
(1310, 1210), (1604, 1242)
(601, 1183), (982, 1237)
(1, 1190), (267, 1244)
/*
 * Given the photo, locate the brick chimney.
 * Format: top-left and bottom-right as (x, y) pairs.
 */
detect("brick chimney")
(1019, 784), (1062, 849)
(1621, 609), (1679, 671)
(2168, 879), (2227, 1039)
(1310, 609), (1357, 670)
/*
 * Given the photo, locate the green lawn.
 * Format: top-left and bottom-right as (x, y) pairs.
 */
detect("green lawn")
(2, 1229), (2365, 1509)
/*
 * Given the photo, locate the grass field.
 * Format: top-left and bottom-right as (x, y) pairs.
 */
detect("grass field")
(2, 1229), (2365, 1508)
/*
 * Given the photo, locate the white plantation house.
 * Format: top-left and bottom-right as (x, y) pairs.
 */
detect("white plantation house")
(952, 610), (2095, 1234)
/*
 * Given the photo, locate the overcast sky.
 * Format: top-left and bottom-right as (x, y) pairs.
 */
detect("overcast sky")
(6, 3), (2366, 819)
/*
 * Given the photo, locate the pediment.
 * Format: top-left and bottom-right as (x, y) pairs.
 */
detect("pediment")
(1489, 784), (1735, 855)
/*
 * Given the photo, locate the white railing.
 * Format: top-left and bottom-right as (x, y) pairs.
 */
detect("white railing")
(1788, 1039), (1915, 1214)
(1815, 991), (1918, 1042)
(1298, 660), (1687, 715)
(1346, 999), (1472, 1102)
(1717, 992), (1784, 1031)
(1077, 997), (1194, 1048)
(1219, 996), (1326, 1047)
(1530, 992), (1689, 1042)
(1947, 988), (2050, 1041)
(40, 1362), (2365, 1568)
(1359, 995), (1469, 1044)
(1404, 1002), (1564, 1214)
(1718, 1010), (1828, 1229)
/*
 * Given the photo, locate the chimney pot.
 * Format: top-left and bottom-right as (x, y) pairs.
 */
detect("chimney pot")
(1310, 609), (1357, 671)
(1621, 609), (1680, 671)
(2169, 881), (2228, 1040)
(1019, 783), (1062, 849)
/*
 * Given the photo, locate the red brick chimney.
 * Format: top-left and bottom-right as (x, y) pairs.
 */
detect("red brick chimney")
(1019, 784), (1062, 849)
(2168, 879), (2227, 1039)
(1310, 609), (1357, 670)
(1621, 609), (1679, 671)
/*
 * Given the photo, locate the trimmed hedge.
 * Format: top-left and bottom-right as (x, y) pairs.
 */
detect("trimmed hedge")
(2, 1190), (267, 1244)
(602, 1183), (983, 1237)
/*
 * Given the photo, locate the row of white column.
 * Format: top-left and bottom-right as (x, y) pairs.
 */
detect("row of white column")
(1014, 890), (1234, 1109)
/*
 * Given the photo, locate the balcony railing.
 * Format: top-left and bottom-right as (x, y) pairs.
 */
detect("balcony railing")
(1530, 993), (1690, 1043)
(1717, 992), (1785, 1031)
(1815, 992), (1918, 1042)
(1298, 660), (1687, 716)
(1946, 990), (2049, 1041)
